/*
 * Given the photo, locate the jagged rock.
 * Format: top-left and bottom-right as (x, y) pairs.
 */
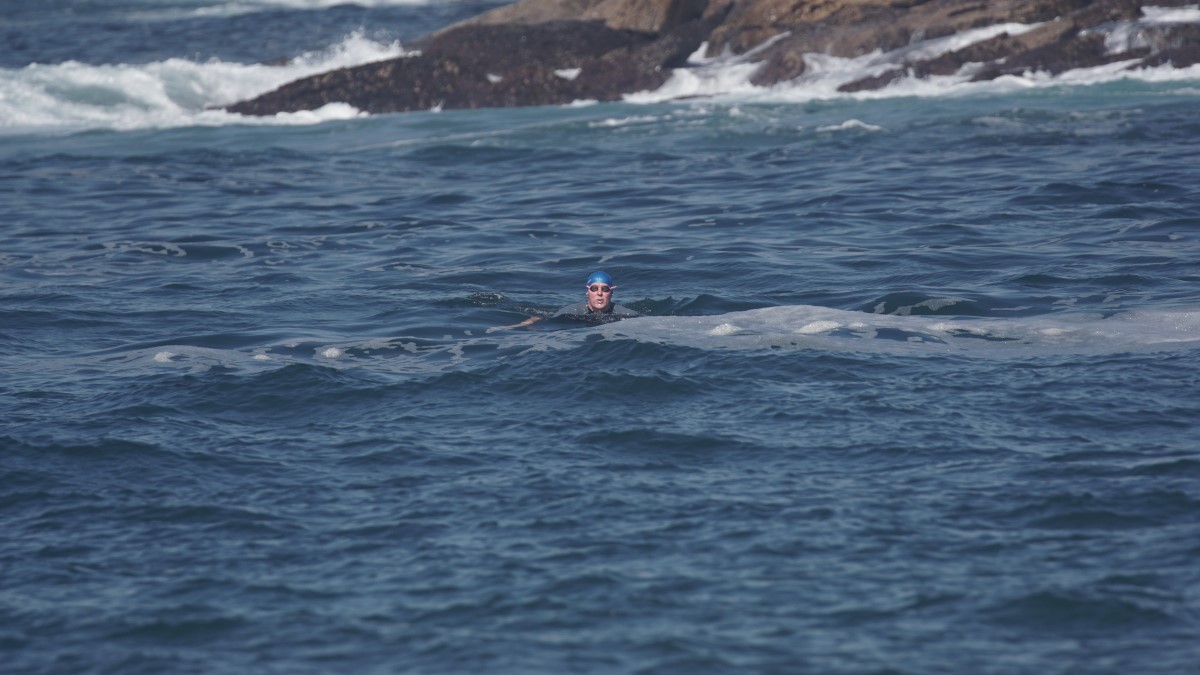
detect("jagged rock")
(742, 0), (1091, 86)
(226, 0), (1200, 116)
(227, 15), (719, 115)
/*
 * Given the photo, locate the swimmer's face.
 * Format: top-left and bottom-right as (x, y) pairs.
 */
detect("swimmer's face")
(587, 283), (613, 311)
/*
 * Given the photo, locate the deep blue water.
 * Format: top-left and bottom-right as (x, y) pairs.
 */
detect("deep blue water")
(3, 1), (1200, 673)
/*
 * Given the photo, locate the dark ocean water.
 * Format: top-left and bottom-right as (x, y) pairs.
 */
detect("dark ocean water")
(3, 1), (1200, 673)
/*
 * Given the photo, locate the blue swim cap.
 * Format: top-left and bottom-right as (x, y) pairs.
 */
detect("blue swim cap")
(586, 270), (613, 287)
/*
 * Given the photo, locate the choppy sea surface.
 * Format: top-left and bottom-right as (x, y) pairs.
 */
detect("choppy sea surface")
(3, 1), (1200, 673)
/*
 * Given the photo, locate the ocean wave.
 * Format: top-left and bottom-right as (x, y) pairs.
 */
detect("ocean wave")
(0, 31), (407, 133)
(13, 306), (1195, 388)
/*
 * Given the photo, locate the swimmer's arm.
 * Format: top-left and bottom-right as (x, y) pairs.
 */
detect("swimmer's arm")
(485, 316), (542, 333)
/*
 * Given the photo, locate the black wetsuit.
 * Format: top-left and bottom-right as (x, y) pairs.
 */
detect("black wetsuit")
(552, 301), (638, 322)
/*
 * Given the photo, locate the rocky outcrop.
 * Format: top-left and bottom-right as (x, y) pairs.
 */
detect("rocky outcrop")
(227, 10), (721, 115)
(737, 0), (1200, 91)
(226, 0), (1200, 115)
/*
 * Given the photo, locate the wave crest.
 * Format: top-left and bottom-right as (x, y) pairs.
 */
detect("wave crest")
(0, 31), (407, 133)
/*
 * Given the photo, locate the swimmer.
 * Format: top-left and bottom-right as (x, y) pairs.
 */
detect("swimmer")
(489, 270), (638, 331)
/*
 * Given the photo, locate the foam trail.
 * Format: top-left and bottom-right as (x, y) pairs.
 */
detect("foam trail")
(163, 307), (1200, 368)
(10, 307), (1194, 384)
(0, 31), (408, 133)
(597, 306), (1200, 357)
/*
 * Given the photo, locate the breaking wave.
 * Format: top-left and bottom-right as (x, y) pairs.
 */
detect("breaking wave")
(0, 31), (407, 133)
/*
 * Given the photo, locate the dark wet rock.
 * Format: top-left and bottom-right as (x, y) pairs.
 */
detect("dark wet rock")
(227, 22), (652, 115)
(227, 12), (721, 115)
(226, 0), (1200, 115)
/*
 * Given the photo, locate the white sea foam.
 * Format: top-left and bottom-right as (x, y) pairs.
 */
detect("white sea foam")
(1143, 3), (1200, 22)
(588, 115), (662, 128)
(1100, 4), (1200, 53)
(624, 60), (763, 104)
(816, 119), (884, 133)
(48, 306), (1196, 380)
(708, 323), (741, 336)
(0, 31), (407, 133)
(796, 320), (842, 334)
(597, 306), (1200, 357)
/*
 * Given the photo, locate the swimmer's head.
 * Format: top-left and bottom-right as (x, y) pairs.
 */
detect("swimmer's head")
(585, 270), (615, 311)
(585, 270), (613, 288)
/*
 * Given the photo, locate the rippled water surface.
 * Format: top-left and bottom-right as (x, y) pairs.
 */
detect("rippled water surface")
(3, 1), (1200, 673)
